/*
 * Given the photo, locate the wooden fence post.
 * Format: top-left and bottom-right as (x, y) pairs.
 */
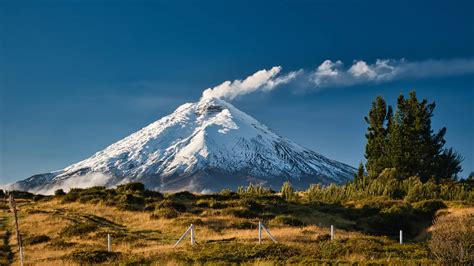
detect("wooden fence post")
(9, 195), (24, 266)
(330, 225), (334, 240)
(190, 224), (195, 245)
(173, 224), (195, 247)
(107, 234), (112, 252)
(257, 221), (277, 244)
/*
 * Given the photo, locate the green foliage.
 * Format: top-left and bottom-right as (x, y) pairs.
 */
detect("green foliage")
(237, 183), (273, 197)
(116, 182), (145, 192)
(364, 96), (392, 178)
(54, 189), (66, 196)
(305, 171), (473, 204)
(281, 181), (298, 201)
(171, 242), (299, 264)
(67, 250), (120, 264)
(61, 182), (164, 211)
(364, 91), (462, 182)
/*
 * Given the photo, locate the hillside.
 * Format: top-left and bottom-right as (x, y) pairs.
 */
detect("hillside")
(0, 184), (472, 265)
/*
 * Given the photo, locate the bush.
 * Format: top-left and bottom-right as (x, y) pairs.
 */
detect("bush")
(54, 189), (66, 196)
(272, 215), (304, 226)
(116, 182), (145, 192)
(195, 199), (223, 209)
(429, 215), (474, 263)
(281, 181), (298, 201)
(171, 242), (299, 263)
(67, 250), (120, 264)
(221, 207), (257, 218)
(24, 235), (50, 245)
(157, 200), (186, 212)
(412, 200), (446, 216)
(151, 208), (179, 219)
(60, 222), (98, 237)
(167, 191), (196, 201)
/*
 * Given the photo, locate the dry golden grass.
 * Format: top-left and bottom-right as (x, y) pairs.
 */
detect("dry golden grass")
(2, 197), (469, 265)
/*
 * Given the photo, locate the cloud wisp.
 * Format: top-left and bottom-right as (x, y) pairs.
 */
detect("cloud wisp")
(310, 58), (474, 89)
(201, 58), (474, 100)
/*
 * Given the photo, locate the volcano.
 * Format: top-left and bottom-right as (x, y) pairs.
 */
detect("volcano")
(10, 97), (356, 194)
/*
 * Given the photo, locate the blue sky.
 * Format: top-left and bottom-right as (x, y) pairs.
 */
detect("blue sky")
(1, 0), (473, 183)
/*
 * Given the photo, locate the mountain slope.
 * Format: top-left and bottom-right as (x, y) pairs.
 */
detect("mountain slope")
(10, 97), (356, 194)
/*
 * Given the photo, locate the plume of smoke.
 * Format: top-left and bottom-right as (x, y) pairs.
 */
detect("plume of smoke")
(200, 58), (474, 100)
(201, 66), (300, 100)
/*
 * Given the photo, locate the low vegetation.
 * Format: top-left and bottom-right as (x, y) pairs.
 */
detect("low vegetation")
(0, 180), (472, 265)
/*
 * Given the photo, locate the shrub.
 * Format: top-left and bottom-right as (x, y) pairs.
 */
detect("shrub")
(195, 199), (223, 209)
(171, 242), (299, 263)
(219, 188), (234, 197)
(116, 182), (145, 192)
(54, 189), (66, 196)
(412, 200), (446, 216)
(272, 215), (304, 226)
(67, 250), (120, 264)
(167, 191), (196, 201)
(60, 222), (98, 237)
(157, 200), (186, 212)
(281, 181), (298, 201)
(151, 208), (179, 219)
(429, 215), (474, 263)
(24, 235), (50, 245)
(221, 207), (257, 218)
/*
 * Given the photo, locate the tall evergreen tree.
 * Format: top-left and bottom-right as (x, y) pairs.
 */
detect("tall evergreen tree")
(364, 96), (391, 178)
(386, 91), (462, 182)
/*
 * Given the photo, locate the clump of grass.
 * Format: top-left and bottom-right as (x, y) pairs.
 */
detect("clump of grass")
(24, 234), (50, 245)
(48, 240), (76, 249)
(271, 215), (304, 226)
(60, 221), (98, 237)
(171, 242), (299, 264)
(195, 198), (224, 209)
(151, 208), (180, 219)
(66, 250), (120, 264)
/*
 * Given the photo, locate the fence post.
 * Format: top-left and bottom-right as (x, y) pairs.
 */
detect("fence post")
(261, 223), (278, 243)
(173, 224), (194, 247)
(399, 230), (403, 244)
(330, 225), (334, 240)
(190, 224), (195, 245)
(107, 234), (112, 252)
(9, 195), (24, 266)
(258, 221), (262, 244)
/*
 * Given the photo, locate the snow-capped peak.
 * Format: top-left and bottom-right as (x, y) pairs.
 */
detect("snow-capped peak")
(11, 97), (356, 194)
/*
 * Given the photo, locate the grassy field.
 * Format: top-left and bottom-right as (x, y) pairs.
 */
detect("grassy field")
(0, 184), (472, 265)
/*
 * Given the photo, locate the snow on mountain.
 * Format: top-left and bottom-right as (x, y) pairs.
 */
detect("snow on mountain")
(9, 97), (356, 194)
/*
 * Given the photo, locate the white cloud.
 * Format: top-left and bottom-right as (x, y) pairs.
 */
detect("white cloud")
(309, 58), (474, 89)
(201, 66), (300, 100)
